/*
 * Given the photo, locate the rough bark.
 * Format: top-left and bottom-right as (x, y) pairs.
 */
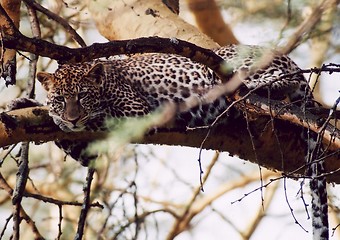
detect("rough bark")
(1, 96), (339, 183)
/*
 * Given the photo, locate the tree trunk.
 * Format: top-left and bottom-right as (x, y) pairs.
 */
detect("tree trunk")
(185, 0), (239, 45)
(86, 0), (219, 49)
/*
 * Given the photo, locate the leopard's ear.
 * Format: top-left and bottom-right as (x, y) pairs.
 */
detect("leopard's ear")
(37, 72), (54, 92)
(84, 63), (104, 85)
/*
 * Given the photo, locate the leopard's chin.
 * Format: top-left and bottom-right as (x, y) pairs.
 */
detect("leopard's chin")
(57, 122), (86, 132)
(61, 120), (86, 132)
(68, 126), (86, 132)
(51, 115), (86, 132)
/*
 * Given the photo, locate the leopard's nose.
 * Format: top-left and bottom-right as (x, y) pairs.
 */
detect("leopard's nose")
(68, 117), (80, 126)
(70, 119), (80, 126)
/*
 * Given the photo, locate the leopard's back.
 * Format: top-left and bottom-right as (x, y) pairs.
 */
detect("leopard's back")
(107, 44), (312, 126)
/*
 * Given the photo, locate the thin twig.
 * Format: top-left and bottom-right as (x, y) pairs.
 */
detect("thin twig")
(297, 180), (311, 220)
(279, 0), (338, 54)
(244, 103), (264, 209)
(231, 176), (283, 204)
(283, 177), (308, 233)
(25, 1), (41, 98)
(0, 144), (17, 167)
(57, 204), (63, 240)
(242, 180), (280, 239)
(166, 152), (219, 239)
(22, 0), (86, 47)
(25, 192), (103, 208)
(111, 209), (179, 239)
(12, 142), (30, 240)
(75, 166), (95, 240)
(0, 214), (13, 239)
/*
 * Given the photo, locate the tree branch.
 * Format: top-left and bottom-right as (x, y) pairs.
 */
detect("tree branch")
(0, 7), (231, 82)
(1, 93), (339, 183)
(0, 0), (21, 86)
(22, 0), (86, 47)
(86, 0), (219, 49)
(75, 167), (95, 240)
(185, 0), (239, 45)
(279, 0), (338, 54)
(12, 142), (30, 240)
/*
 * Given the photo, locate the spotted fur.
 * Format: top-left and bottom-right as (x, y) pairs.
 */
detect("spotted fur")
(37, 45), (313, 134)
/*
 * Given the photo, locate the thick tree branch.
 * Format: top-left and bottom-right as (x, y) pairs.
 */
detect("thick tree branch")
(186, 0), (239, 45)
(0, 95), (339, 183)
(0, 0), (21, 86)
(1, 35), (231, 83)
(0, 106), (106, 146)
(75, 167), (95, 240)
(0, 5), (230, 81)
(86, 0), (219, 49)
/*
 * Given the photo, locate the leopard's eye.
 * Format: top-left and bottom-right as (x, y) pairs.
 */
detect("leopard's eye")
(54, 95), (64, 102)
(78, 92), (87, 99)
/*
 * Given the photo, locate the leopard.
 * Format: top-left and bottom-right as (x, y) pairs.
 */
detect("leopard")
(36, 44), (327, 239)
(37, 45), (313, 133)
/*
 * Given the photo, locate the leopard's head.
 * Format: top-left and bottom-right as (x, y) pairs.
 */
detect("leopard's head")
(37, 62), (105, 132)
